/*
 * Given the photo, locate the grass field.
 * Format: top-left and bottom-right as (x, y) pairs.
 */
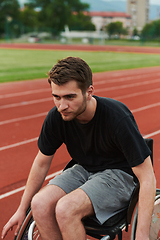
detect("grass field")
(0, 48), (160, 83)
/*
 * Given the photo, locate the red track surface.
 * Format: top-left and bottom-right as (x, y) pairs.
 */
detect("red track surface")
(1, 42), (160, 54)
(0, 43), (160, 240)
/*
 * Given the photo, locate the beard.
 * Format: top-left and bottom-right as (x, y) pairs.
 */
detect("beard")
(59, 96), (87, 122)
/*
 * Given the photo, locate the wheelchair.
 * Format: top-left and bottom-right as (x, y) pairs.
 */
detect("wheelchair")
(14, 138), (160, 240)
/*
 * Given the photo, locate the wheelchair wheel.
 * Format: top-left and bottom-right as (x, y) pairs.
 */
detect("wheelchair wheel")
(14, 209), (41, 240)
(131, 190), (160, 240)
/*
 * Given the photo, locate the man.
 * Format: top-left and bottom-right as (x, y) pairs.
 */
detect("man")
(2, 57), (156, 240)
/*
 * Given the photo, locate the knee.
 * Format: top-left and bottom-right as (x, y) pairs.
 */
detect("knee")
(55, 197), (78, 226)
(31, 192), (45, 219)
(55, 198), (70, 225)
(31, 191), (55, 221)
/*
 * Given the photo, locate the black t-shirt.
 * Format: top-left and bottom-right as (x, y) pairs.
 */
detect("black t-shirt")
(38, 96), (151, 176)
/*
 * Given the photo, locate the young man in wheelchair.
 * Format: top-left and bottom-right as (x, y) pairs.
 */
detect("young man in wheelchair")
(2, 57), (156, 240)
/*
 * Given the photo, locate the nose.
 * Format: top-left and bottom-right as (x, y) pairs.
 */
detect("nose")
(58, 99), (68, 112)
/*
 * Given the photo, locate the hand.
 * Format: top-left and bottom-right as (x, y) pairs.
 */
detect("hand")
(1, 208), (26, 239)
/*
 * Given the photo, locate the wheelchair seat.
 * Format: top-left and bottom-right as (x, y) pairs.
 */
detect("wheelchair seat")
(82, 183), (139, 240)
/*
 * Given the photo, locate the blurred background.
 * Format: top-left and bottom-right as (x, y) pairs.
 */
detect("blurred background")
(1, 0), (160, 46)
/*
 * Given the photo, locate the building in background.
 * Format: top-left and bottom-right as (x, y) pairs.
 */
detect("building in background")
(89, 11), (131, 32)
(61, 11), (132, 42)
(127, 0), (149, 33)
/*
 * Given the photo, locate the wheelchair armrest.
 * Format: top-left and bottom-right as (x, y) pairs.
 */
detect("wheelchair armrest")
(127, 183), (139, 224)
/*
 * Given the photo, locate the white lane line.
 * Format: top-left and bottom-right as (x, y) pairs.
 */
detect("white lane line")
(95, 78), (160, 93)
(115, 87), (160, 100)
(0, 170), (62, 200)
(94, 72), (160, 85)
(0, 186), (26, 200)
(0, 112), (48, 125)
(0, 97), (52, 110)
(144, 130), (160, 138)
(1, 129), (160, 200)
(132, 102), (160, 113)
(0, 137), (38, 151)
(0, 88), (50, 99)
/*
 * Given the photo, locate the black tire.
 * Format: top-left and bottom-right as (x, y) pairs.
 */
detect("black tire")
(131, 189), (160, 240)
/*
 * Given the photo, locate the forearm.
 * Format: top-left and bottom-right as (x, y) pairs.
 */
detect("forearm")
(135, 176), (156, 239)
(132, 156), (156, 240)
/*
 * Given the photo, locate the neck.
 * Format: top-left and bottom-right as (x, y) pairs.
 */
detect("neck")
(76, 97), (97, 124)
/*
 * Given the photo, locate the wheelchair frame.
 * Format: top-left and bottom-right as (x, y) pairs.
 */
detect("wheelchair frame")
(14, 138), (160, 240)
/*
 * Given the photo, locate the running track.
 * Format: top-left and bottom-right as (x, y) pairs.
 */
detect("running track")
(0, 43), (160, 240)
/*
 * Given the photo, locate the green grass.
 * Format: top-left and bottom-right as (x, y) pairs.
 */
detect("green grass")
(0, 48), (160, 83)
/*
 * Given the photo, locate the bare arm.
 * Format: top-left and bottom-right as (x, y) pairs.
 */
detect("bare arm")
(132, 156), (156, 240)
(1, 150), (54, 239)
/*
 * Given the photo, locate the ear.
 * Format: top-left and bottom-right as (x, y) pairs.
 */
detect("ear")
(87, 85), (94, 100)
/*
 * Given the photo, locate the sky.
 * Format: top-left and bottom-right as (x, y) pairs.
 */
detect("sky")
(18, 0), (160, 6)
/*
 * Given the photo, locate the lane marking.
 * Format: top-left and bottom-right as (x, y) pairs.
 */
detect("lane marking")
(132, 102), (160, 113)
(0, 112), (48, 125)
(94, 72), (160, 85)
(0, 88), (50, 99)
(0, 170), (62, 200)
(144, 130), (160, 138)
(115, 87), (160, 100)
(95, 78), (160, 93)
(0, 97), (52, 110)
(0, 138), (38, 151)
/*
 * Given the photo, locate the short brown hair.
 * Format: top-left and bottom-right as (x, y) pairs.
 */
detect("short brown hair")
(48, 57), (92, 93)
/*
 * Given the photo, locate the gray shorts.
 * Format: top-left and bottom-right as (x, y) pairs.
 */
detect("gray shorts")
(49, 164), (136, 224)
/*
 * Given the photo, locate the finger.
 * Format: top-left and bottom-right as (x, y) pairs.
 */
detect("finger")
(1, 220), (17, 239)
(15, 224), (21, 236)
(1, 224), (11, 239)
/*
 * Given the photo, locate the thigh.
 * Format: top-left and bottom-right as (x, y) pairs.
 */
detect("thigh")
(48, 164), (90, 194)
(32, 184), (66, 211)
(57, 188), (95, 219)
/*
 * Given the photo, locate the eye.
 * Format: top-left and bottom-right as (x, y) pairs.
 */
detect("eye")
(53, 95), (61, 100)
(67, 95), (74, 99)
(65, 94), (76, 100)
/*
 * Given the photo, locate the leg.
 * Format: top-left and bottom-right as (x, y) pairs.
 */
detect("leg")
(56, 188), (94, 240)
(31, 184), (66, 240)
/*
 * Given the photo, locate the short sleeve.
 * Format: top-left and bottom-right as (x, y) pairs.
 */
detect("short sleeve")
(38, 108), (63, 156)
(114, 115), (151, 167)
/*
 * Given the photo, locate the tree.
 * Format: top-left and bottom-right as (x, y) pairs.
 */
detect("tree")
(105, 21), (128, 38)
(19, 6), (39, 32)
(0, 0), (20, 37)
(133, 27), (138, 36)
(27, 0), (91, 35)
(141, 19), (160, 39)
(69, 12), (95, 31)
